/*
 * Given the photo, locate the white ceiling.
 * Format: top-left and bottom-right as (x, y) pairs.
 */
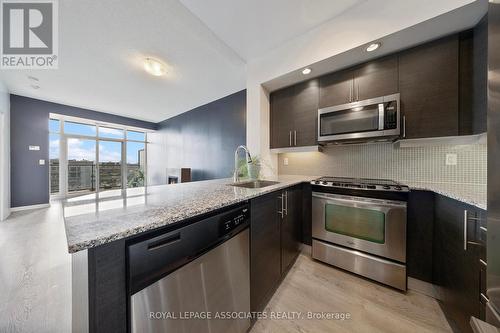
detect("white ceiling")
(0, 0), (246, 123)
(0, 0), (482, 123)
(179, 0), (363, 60)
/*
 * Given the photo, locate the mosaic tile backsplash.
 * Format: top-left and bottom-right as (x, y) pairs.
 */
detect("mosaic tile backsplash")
(278, 143), (486, 185)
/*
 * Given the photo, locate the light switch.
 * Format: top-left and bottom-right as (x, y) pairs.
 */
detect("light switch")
(29, 145), (40, 151)
(283, 157), (289, 166)
(39, 159), (45, 165)
(445, 153), (457, 166)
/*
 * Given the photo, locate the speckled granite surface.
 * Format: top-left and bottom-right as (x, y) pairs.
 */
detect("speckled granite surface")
(406, 182), (486, 210)
(64, 175), (486, 253)
(63, 175), (316, 253)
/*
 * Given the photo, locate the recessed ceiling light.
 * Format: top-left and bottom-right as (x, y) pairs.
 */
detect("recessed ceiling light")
(366, 42), (381, 52)
(302, 68), (312, 75)
(143, 57), (167, 76)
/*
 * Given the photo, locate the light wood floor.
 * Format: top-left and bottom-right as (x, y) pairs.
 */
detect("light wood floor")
(0, 204), (450, 333)
(0, 203), (71, 333)
(250, 253), (452, 333)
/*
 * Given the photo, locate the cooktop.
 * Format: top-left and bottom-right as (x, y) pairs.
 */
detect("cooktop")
(311, 176), (409, 192)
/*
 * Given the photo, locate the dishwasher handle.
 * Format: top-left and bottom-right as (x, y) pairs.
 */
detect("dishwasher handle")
(147, 232), (181, 251)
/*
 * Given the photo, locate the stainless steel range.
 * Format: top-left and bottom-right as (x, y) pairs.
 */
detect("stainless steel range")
(311, 177), (409, 290)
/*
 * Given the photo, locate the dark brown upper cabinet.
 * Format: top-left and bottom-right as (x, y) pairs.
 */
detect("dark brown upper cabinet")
(319, 55), (398, 108)
(270, 79), (319, 149)
(399, 36), (460, 139)
(353, 56), (399, 101)
(318, 69), (353, 108)
(459, 17), (487, 136)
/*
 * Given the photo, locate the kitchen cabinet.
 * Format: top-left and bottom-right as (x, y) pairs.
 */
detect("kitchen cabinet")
(459, 19), (488, 135)
(318, 69), (353, 108)
(270, 79), (318, 149)
(250, 185), (302, 312)
(433, 194), (486, 333)
(399, 36), (460, 139)
(407, 190), (435, 283)
(319, 55), (398, 108)
(281, 185), (302, 274)
(250, 191), (282, 313)
(353, 56), (399, 101)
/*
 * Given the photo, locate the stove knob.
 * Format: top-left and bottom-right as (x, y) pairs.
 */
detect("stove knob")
(314, 181), (321, 184)
(383, 185), (390, 190)
(322, 181), (328, 185)
(394, 186), (402, 191)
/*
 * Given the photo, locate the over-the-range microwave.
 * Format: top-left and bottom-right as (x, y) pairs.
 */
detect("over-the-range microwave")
(317, 93), (401, 144)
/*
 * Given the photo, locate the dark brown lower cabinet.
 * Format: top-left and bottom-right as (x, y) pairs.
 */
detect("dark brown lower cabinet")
(281, 186), (302, 274)
(250, 185), (302, 312)
(433, 194), (486, 333)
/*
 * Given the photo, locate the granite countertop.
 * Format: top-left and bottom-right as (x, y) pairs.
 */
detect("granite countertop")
(63, 174), (486, 254)
(63, 175), (317, 253)
(406, 181), (486, 210)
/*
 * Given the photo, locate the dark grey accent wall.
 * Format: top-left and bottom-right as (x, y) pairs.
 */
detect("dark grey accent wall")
(149, 90), (246, 183)
(10, 95), (156, 208)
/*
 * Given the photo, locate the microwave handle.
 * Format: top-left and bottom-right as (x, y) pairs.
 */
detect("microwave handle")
(403, 115), (406, 138)
(378, 104), (384, 130)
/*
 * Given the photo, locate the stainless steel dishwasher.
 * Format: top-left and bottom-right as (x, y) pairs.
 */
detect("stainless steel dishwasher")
(128, 204), (250, 333)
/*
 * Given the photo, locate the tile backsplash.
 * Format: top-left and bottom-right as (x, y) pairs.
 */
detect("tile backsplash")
(278, 143), (486, 185)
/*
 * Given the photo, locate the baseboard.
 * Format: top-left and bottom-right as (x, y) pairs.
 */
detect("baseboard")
(408, 277), (442, 300)
(10, 203), (50, 212)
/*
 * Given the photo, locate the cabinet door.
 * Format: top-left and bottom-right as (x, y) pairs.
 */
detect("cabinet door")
(353, 56), (398, 101)
(433, 195), (480, 333)
(270, 88), (294, 148)
(250, 191), (282, 312)
(292, 79), (319, 147)
(281, 186), (302, 274)
(399, 36), (459, 139)
(319, 69), (353, 108)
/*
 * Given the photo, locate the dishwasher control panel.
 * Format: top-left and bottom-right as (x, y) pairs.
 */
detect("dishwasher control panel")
(219, 207), (250, 236)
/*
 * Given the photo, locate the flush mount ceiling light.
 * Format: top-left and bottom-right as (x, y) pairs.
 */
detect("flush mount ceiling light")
(143, 57), (167, 76)
(302, 68), (312, 75)
(366, 42), (381, 52)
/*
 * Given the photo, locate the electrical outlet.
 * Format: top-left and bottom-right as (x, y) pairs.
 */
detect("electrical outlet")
(445, 153), (457, 166)
(283, 157), (289, 166)
(29, 145), (40, 151)
(39, 159), (46, 165)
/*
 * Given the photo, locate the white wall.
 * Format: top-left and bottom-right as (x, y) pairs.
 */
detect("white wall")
(245, 0), (478, 175)
(0, 80), (10, 220)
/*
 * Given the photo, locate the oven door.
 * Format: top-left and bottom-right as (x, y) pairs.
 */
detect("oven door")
(312, 192), (406, 263)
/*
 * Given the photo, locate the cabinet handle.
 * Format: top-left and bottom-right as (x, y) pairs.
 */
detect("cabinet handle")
(294, 130), (297, 146)
(480, 293), (489, 304)
(289, 131), (292, 147)
(278, 195), (284, 218)
(403, 115), (406, 138)
(284, 191), (288, 216)
(464, 210), (468, 250)
(480, 259), (487, 267)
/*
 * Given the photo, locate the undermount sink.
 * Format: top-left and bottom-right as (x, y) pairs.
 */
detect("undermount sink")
(229, 180), (280, 189)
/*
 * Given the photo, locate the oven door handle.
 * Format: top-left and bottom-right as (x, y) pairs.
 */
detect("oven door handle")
(312, 193), (404, 211)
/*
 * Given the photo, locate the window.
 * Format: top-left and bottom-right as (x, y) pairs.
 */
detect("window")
(64, 121), (96, 136)
(99, 127), (124, 139)
(49, 115), (149, 197)
(49, 133), (60, 194)
(127, 130), (146, 141)
(127, 141), (145, 188)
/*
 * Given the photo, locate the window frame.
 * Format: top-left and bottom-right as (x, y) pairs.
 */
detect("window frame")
(48, 114), (150, 198)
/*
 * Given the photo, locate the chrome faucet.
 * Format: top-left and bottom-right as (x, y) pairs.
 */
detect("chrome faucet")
(233, 145), (252, 182)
